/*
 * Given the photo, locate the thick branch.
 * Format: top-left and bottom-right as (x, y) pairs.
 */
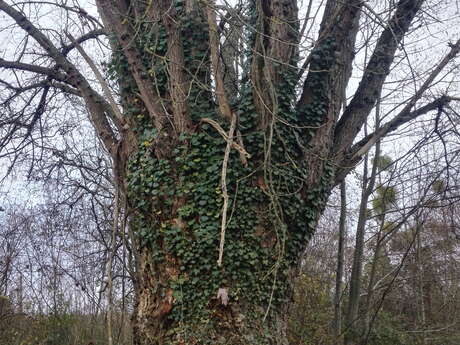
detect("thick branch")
(0, 58), (68, 81)
(297, 0), (362, 111)
(96, 0), (169, 133)
(67, 32), (126, 130)
(333, 0), (424, 157)
(296, 0), (362, 171)
(154, 0), (193, 133)
(250, 0), (299, 125)
(290, 1), (362, 189)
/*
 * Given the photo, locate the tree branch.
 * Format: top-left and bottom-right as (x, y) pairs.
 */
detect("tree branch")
(0, 0), (118, 155)
(61, 29), (107, 56)
(333, 0), (424, 158)
(250, 0), (299, 126)
(66, 31), (126, 131)
(297, 0), (362, 111)
(334, 95), (460, 185)
(96, 0), (168, 133)
(0, 58), (68, 81)
(332, 37), (460, 185)
(151, 0), (194, 134)
(351, 96), (456, 161)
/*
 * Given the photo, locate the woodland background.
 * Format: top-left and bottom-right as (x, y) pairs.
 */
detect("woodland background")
(1, 0), (460, 344)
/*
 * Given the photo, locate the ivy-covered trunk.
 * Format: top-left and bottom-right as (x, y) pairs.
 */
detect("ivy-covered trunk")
(94, 0), (418, 343)
(98, 0), (358, 343)
(125, 117), (332, 344)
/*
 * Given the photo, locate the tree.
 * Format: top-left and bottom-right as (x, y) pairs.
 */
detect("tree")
(1, 0), (460, 343)
(333, 180), (347, 344)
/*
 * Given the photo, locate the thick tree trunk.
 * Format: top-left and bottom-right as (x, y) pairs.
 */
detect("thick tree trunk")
(124, 136), (325, 344)
(98, 1), (321, 342)
(92, 1), (425, 344)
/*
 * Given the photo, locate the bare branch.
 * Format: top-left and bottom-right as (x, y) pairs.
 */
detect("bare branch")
(351, 96), (457, 162)
(61, 29), (107, 56)
(0, 58), (68, 82)
(333, 0), (425, 157)
(0, 0), (118, 155)
(334, 96), (460, 186)
(66, 32), (126, 130)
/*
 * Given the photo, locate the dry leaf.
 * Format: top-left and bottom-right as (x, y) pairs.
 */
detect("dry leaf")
(217, 287), (229, 306)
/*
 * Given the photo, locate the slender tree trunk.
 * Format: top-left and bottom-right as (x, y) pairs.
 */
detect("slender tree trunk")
(416, 230), (427, 345)
(344, 170), (369, 344)
(361, 215), (385, 344)
(106, 190), (120, 345)
(333, 180), (347, 344)
(17, 274), (23, 314)
(344, 142), (380, 344)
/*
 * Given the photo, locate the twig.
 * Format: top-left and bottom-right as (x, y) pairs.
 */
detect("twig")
(66, 31), (126, 129)
(201, 117), (250, 160)
(217, 114), (237, 267)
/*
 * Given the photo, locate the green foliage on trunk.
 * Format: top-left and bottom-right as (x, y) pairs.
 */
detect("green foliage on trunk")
(106, 1), (337, 342)
(124, 100), (333, 341)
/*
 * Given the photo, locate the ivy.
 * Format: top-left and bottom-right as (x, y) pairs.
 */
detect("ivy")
(108, 1), (339, 342)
